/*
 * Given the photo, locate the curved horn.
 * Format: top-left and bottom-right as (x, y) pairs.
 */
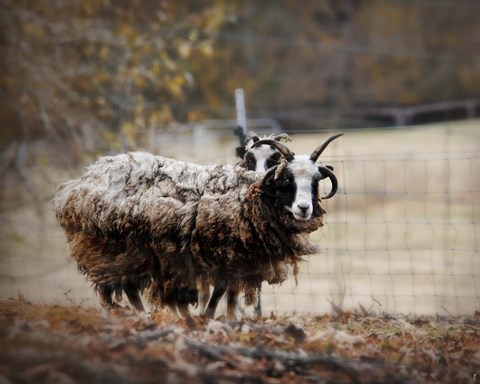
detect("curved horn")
(317, 165), (338, 199)
(269, 132), (292, 143)
(251, 139), (295, 162)
(310, 133), (344, 163)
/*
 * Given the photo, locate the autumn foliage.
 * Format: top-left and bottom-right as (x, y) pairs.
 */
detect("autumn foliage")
(1, 0), (226, 156)
(2, 1), (480, 158)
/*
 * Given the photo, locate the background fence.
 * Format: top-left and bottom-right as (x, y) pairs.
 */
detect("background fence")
(0, 120), (479, 316)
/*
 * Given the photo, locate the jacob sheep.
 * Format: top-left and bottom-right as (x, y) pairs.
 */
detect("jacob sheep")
(145, 131), (293, 315)
(53, 134), (342, 318)
(237, 131), (291, 172)
(201, 134), (342, 319)
(196, 131), (292, 315)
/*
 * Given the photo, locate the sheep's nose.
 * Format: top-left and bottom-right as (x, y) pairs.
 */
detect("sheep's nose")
(297, 203), (309, 214)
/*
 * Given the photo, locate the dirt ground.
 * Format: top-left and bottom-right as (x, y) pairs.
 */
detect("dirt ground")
(1, 298), (479, 384)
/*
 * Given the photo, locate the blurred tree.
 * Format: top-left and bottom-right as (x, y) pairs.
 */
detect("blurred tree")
(188, 0), (480, 129)
(0, 0), (226, 162)
(1, 0), (479, 157)
(350, 1), (480, 106)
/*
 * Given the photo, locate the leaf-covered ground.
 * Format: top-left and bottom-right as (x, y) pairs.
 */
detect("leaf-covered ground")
(1, 298), (479, 383)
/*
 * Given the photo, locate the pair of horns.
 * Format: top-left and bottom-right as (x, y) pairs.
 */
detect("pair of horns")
(253, 133), (343, 199)
(247, 132), (291, 145)
(251, 133), (343, 163)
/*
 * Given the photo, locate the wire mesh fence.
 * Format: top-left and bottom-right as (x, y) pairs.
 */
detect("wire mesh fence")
(0, 122), (479, 316)
(260, 150), (480, 316)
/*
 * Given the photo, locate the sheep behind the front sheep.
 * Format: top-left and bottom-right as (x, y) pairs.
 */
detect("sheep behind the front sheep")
(53, 134), (342, 318)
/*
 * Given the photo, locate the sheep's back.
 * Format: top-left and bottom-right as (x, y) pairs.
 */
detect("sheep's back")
(52, 152), (258, 236)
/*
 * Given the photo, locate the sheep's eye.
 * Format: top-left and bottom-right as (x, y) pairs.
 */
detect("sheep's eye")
(245, 154), (256, 170)
(266, 158), (278, 169)
(266, 153), (281, 169)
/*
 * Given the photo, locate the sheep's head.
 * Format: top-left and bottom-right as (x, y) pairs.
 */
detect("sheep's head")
(238, 132), (291, 173)
(254, 133), (342, 222)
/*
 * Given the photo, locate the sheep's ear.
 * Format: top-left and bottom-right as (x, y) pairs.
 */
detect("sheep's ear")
(261, 165), (278, 188)
(236, 146), (246, 159)
(246, 131), (260, 142)
(270, 132), (291, 143)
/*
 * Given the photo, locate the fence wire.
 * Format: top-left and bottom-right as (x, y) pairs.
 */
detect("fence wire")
(0, 127), (478, 316)
(260, 150), (480, 316)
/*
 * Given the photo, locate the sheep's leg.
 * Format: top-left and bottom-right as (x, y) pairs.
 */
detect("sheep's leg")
(203, 284), (227, 319)
(99, 285), (116, 308)
(226, 287), (238, 321)
(197, 280), (211, 314)
(124, 285), (145, 312)
(253, 287), (262, 317)
(243, 284), (261, 317)
(175, 287), (197, 317)
(177, 303), (191, 318)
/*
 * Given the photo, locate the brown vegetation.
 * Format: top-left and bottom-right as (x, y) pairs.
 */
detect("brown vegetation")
(1, 298), (479, 383)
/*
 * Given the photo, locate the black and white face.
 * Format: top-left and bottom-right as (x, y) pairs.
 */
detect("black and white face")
(253, 133), (341, 222)
(244, 144), (282, 173)
(285, 157), (321, 220)
(263, 156), (326, 221)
